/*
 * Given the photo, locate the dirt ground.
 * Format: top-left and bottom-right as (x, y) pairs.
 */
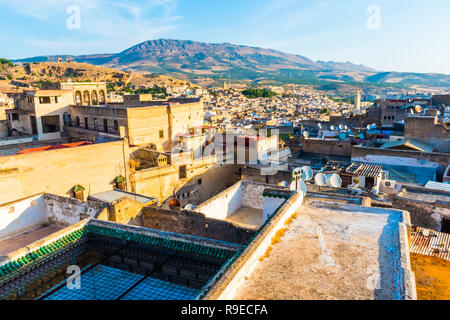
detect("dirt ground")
(233, 204), (403, 300)
(410, 253), (450, 300)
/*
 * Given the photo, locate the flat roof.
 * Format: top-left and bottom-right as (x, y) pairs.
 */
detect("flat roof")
(89, 190), (157, 205)
(231, 201), (410, 300)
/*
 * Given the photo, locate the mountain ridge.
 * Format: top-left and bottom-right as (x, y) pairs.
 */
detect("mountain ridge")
(12, 39), (450, 87)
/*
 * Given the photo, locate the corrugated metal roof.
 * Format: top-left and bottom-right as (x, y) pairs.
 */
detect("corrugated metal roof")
(410, 227), (450, 261)
(346, 163), (383, 178)
(425, 181), (450, 193)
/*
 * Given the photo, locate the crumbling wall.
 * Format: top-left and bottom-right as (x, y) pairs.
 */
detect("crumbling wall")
(107, 197), (146, 225)
(241, 182), (266, 209)
(141, 206), (255, 244)
(391, 196), (450, 231)
(44, 194), (105, 227)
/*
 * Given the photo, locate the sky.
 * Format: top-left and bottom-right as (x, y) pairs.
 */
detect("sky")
(0, 0), (449, 74)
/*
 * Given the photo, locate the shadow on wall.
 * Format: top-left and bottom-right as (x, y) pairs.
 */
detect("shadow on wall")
(0, 195), (47, 241)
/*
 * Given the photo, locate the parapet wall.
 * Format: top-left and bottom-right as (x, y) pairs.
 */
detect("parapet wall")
(141, 206), (255, 244)
(201, 191), (304, 300)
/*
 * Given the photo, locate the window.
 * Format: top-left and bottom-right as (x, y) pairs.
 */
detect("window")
(41, 115), (60, 133)
(27, 97), (33, 103)
(76, 116), (80, 127)
(93, 118), (98, 130)
(103, 119), (108, 133)
(197, 179), (202, 186)
(11, 113), (19, 121)
(114, 120), (119, 131)
(39, 97), (51, 104)
(85, 118), (89, 129)
(159, 130), (164, 139)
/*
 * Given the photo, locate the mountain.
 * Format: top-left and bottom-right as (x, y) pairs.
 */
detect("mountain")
(13, 39), (450, 87)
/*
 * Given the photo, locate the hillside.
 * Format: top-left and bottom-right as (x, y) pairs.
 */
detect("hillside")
(13, 39), (450, 87)
(0, 60), (197, 92)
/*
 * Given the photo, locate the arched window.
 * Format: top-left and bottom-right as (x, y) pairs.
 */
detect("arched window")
(99, 90), (106, 104)
(83, 91), (91, 105)
(75, 91), (82, 106)
(91, 91), (98, 105)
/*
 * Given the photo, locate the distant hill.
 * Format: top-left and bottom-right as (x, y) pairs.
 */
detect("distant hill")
(0, 60), (196, 92)
(13, 39), (450, 87)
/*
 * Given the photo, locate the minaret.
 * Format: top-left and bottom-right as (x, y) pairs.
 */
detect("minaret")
(354, 90), (361, 114)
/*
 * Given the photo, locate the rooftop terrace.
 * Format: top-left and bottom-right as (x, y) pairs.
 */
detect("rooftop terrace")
(229, 201), (414, 300)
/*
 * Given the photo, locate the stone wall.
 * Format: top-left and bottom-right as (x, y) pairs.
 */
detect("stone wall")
(405, 117), (449, 140)
(302, 138), (353, 157)
(141, 206), (255, 244)
(44, 194), (106, 227)
(107, 197), (146, 225)
(391, 195), (450, 231)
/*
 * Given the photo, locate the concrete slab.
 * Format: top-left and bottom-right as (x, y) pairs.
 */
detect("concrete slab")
(0, 225), (61, 256)
(225, 207), (262, 229)
(232, 202), (408, 300)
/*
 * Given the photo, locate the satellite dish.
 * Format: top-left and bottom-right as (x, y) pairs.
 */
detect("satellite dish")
(359, 133), (365, 139)
(339, 132), (346, 140)
(298, 181), (308, 194)
(318, 123), (323, 129)
(339, 124), (344, 130)
(301, 166), (314, 181)
(314, 173), (327, 187)
(410, 109), (414, 115)
(330, 125), (335, 131)
(366, 124), (371, 130)
(279, 181), (289, 187)
(344, 125), (348, 130)
(303, 131), (309, 139)
(329, 174), (342, 189)
(184, 204), (197, 210)
(325, 174), (333, 187)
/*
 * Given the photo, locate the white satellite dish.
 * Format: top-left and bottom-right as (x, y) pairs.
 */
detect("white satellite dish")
(184, 204), (197, 210)
(330, 125), (335, 131)
(303, 131), (309, 139)
(329, 174), (342, 189)
(318, 123), (323, 129)
(298, 181), (308, 194)
(366, 124), (371, 130)
(279, 181), (289, 187)
(325, 174), (333, 187)
(314, 173), (327, 186)
(301, 166), (314, 181)
(339, 124), (344, 130)
(344, 125), (348, 130)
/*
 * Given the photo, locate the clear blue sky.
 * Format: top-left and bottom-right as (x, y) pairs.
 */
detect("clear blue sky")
(0, 0), (449, 74)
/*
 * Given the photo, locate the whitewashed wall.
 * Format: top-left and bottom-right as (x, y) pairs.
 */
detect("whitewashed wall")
(0, 194), (47, 240)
